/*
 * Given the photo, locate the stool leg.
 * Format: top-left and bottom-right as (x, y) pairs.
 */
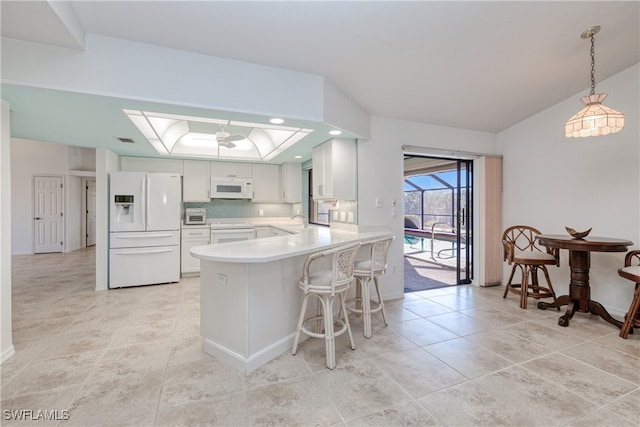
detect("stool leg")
(361, 277), (373, 338)
(355, 277), (363, 316)
(322, 295), (336, 369)
(620, 283), (640, 339)
(373, 277), (388, 327)
(520, 265), (530, 309)
(503, 265), (517, 299)
(540, 266), (556, 300)
(292, 293), (309, 355)
(340, 291), (356, 350)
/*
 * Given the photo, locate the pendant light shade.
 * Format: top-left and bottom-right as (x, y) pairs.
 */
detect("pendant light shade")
(565, 26), (624, 138)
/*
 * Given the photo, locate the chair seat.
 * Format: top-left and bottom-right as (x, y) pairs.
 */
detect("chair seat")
(513, 250), (557, 264)
(619, 265), (640, 282)
(354, 259), (384, 276)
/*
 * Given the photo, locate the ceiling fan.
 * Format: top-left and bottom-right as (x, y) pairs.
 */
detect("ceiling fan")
(215, 125), (245, 148)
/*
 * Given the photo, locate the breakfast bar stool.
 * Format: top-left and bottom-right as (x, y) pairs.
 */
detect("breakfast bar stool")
(618, 250), (640, 339)
(346, 235), (395, 338)
(291, 242), (361, 369)
(502, 225), (559, 309)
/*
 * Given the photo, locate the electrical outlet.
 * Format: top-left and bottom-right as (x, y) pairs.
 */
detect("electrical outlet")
(348, 212), (354, 222)
(333, 211), (339, 220)
(217, 273), (227, 285)
(340, 211), (346, 221)
(392, 265), (397, 274)
(259, 209), (264, 216)
(375, 197), (383, 207)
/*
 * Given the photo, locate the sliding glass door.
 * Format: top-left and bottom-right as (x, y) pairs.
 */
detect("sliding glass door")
(455, 160), (473, 284)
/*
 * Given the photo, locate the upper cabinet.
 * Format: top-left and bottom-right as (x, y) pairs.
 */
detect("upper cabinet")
(251, 164), (280, 202)
(312, 139), (356, 201)
(120, 157), (182, 174)
(183, 160), (211, 202)
(281, 162), (302, 203)
(210, 161), (252, 178)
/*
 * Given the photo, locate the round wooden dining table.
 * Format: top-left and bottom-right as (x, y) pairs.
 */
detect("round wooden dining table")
(536, 234), (633, 328)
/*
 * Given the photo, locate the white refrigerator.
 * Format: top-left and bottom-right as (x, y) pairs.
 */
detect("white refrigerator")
(109, 172), (181, 288)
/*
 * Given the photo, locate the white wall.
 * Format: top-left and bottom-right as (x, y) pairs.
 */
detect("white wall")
(95, 148), (119, 291)
(10, 138), (69, 254)
(1, 100), (14, 363)
(498, 63), (640, 316)
(358, 116), (499, 300)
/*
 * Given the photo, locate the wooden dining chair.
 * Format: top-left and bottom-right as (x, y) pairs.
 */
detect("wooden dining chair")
(617, 250), (640, 339)
(502, 225), (559, 309)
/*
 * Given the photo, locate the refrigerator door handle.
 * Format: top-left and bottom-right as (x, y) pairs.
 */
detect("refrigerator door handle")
(113, 233), (175, 239)
(114, 248), (174, 255)
(146, 177), (151, 228)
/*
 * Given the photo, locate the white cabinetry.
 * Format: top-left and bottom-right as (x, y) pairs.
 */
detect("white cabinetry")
(251, 164), (280, 202)
(120, 157), (183, 173)
(183, 160), (210, 201)
(312, 138), (356, 200)
(280, 162), (302, 203)
(181, 225), (210, 276)
(210, 161), (252, 178)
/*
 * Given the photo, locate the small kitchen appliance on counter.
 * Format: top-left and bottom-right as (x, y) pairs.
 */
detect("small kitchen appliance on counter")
(185, 208), (207, 225)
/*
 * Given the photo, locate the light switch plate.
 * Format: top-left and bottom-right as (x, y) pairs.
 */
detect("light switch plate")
(340, 211), (346, 221)
(348, 212), (354, 222)
(333, 211), (339, 220)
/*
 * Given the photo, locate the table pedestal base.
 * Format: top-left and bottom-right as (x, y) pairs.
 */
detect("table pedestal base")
(538, 297), (623, 328)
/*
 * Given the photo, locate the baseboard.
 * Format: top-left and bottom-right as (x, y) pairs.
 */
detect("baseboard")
(203, 333), (295, 374)
(1, 345), (15, 364)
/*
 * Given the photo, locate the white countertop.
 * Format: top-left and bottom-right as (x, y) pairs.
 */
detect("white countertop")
(190, 225), (391, 263)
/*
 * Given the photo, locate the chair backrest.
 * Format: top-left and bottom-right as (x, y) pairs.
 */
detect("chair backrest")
(332, 242), (361, 288)
(367, 235), (395, 275)
(502, 225), (546, 262)
(625, 250), (640, 267)
(301, 241), (361, 295)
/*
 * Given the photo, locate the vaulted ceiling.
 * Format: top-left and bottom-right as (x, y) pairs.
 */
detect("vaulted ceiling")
(2, 1), (638, 161)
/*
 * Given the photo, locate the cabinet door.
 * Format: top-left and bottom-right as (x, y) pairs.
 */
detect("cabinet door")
(210, 161), (252, 178)
(120, 157), (183, 173)
(281, 162), (302, 203)
(312, 139), (356, 201)
(183, 160), (210, 201)
(251, 164), (280, 202)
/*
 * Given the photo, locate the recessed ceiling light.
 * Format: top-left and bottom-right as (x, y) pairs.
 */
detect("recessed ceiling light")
(294, 155), (302, 159)
(329, 130), (342, 136)
(270, 118), (284, 124)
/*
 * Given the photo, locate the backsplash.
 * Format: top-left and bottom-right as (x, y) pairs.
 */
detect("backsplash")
(184, 200), (298, 219)
(330, 200), (358, 224)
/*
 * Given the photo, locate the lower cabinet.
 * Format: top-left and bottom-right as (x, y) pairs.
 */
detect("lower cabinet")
(181, 226), (210, 276)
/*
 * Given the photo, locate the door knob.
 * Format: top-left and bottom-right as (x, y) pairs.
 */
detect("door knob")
(34, 217), (41, 220)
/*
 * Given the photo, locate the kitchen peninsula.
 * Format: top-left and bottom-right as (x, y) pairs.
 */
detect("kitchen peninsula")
(191, 225), (392, 373)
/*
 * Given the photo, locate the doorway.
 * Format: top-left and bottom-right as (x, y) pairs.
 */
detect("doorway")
(86, 180), (96, 247)
(403, 156), (473, 291)
(33, 175), (64, 253)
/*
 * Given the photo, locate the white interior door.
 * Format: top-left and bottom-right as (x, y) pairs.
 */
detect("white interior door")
(86, 180), (96, 247)
(34, 175), (63, 253)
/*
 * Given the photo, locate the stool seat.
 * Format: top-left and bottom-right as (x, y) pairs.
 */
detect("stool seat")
(292, 242), (361, 369)
(618, 251), (640, 339)
(346, 235), (395, 338)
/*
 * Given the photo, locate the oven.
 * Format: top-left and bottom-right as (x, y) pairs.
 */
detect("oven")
(210, 223), (255, 244)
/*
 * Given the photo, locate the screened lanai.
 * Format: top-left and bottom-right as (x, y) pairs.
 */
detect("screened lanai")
(403, 156), (472, 291)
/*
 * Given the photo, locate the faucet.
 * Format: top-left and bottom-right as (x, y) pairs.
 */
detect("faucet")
(291, 214), (308, 228)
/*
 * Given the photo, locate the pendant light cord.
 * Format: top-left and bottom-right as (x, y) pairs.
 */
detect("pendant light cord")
(590, 34), (596, 96)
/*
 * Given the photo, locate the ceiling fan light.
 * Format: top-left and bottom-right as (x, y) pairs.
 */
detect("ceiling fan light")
(565, 93), (625, 138)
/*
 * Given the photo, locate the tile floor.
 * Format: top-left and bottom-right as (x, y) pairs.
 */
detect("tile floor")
(1, 247), (639, 426)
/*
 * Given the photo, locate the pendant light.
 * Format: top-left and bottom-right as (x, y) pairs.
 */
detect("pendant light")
(565, 26), (624, 138)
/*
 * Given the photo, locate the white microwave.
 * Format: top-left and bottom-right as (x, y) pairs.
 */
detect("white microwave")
(210, 177), (253, 199)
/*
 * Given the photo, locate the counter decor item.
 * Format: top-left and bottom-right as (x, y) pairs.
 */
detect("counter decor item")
(565, 227), (592, 239)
